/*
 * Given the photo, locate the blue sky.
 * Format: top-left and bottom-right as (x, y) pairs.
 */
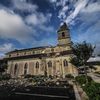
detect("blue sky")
(0, 0), (100, 57)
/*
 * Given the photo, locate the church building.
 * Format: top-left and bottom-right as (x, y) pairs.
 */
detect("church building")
(5, 23), (77, 78)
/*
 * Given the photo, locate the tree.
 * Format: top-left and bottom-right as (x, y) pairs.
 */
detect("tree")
(0, 60), (8, 75)
(70, 41), (95, 83)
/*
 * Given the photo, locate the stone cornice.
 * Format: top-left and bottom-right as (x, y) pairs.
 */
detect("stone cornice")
(5, 50), (73, 60)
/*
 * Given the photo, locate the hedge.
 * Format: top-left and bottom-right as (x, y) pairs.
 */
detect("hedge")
(65, 74), (74, 79)
(75, 75), (92, 85)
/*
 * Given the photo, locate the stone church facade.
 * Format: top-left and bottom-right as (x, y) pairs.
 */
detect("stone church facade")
(5, 23), (77, 78)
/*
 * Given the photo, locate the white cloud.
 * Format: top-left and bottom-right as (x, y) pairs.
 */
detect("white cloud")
(0, 2), (54, 47)
(65, 0), (88, 24)
(26, 12), (54, 32)
(12, 0), (38, 12)
(58, 6), (68, 20)
(0, 43), (14, 53)
(70, 1), (100, 54)
(81, 2), (100, 13)
(56, 0), (68, 7)
(0, 9), (33, 44)
(56, 0), (89, 24)
(32, 37), (57, 47)
(55, 0), (69, 22)
(49, 0), (69, 9)
(49, 0), (57, 3)
(26, 13), (48, 26)
(75, 20), (100, 55)
(64, 0), (100, 25)
(77, 20), (100, 43)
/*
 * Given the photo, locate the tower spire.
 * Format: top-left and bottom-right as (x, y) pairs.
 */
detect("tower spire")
(57, 22), (71, 46)
(58, 22), (69, 32)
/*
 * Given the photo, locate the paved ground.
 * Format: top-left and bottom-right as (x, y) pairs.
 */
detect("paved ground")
(73, 84), (81, 100)
(88, 73), (100, 83)
(69, 80), (89, 100)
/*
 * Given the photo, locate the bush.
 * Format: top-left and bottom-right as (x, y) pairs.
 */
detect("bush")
(65, 74), (74, 79)
(24, 75), (48, 83)
(75, 75), (100, 100)
(75, 75), (92, 85)
(24, 74), (34, 78)
(0, 74), (11, 81)
(48, 75), (53, 79)
(83, 82), (100, 100)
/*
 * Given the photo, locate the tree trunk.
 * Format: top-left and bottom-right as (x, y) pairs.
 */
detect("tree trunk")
(84, 64), (88, 84)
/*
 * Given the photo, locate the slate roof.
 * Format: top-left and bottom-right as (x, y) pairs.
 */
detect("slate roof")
(6, 46), (50, 54)
(87, 56), (100, 62)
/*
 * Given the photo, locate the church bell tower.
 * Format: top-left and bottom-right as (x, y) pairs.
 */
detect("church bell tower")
(57, 23), (71, 47)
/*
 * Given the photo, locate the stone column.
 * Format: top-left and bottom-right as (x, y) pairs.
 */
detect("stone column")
(53, 60), (56, 76)
(29, 62), (34, 75)
(18, 63), (23, 77)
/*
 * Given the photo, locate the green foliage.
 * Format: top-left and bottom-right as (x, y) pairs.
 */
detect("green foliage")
(70, 41), (94, 67)
(76, 75), (100, 100)
(0, 74), (11, 81)
(70, 57), (81, 67)
(0, 61), (8, 74)
(24, 74), (46, 78)
(65, 74), (74, 79)
(83, 82), (100, 100)
(48, 75), (53, 79)
(75, 75), (92, 85)
(24, 74), (34, 78)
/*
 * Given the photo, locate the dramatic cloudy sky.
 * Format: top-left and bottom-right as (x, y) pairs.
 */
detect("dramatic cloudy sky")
(0, 0), (100, 57)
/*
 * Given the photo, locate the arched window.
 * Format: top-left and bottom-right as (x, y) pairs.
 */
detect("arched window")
(62, 32), (65, 37)
(24, 63), (28, 75)
(48, 61), (52, 67)
(36, 62), (39, 68)
(63, 60), (68, 67)
(14, 63), (18, 75)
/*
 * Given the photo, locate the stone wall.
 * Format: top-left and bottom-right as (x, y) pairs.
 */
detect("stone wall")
(7, 55), (78, 78)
